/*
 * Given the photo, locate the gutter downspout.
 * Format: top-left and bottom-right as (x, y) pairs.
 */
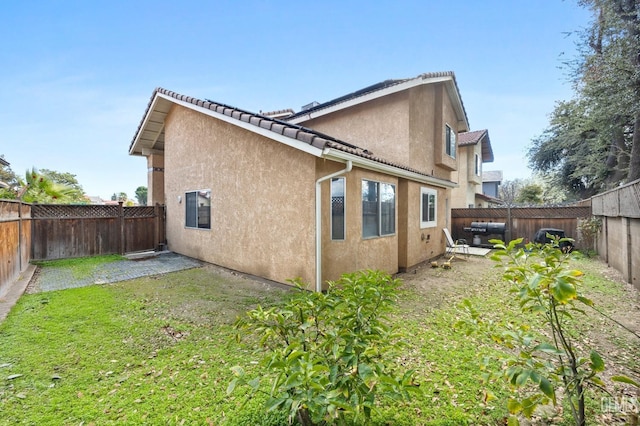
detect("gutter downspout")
(315, 160), (352, 292)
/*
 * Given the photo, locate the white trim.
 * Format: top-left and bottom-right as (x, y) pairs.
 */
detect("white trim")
(420, 187), (437, 229)
(288, 75), (459, 125)
(130, 95), (169, 155)
(158, 93), (325, 158)
(322, 147), (458, 189)
(315, 161), (352, 292)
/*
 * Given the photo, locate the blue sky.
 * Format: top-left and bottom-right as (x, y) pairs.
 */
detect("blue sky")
(0, 1), (592, 200)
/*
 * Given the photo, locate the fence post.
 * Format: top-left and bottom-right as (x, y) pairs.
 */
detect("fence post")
(118, 201), (125, 255)
(154, 203), (160, 251)
(18, 201), (23, 272)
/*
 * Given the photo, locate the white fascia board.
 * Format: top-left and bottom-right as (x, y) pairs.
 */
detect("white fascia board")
(160, 94), (325, 158)
(130, 95), (163, 155)
(322, 148), (458, 189)
(288, 75), (454, 125)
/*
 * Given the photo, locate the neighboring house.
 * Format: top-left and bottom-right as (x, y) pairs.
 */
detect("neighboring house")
(129, 72), (472, 290)
(450, 129), (495, 208)
(482, 170), (503, 198)
(87, 196), (106, 205)
(0, 156), (9, 189)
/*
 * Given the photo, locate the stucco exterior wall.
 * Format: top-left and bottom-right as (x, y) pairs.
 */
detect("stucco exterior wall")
(164, 105), (317, 286)
(397, 181), (448, 270)
(320, 164), (399, 284)
(300, 92), (411, 168)
(451, 143), (482, 208)
(296, 83), (462, 181)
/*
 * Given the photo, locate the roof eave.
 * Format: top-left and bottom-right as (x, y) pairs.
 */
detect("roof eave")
(322, 147), (458, 189)
(288, 73), (470, 131)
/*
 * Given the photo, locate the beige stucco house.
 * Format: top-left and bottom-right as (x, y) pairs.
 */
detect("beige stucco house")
(449, 129), (496, 208)
(129, 72), (474, 290)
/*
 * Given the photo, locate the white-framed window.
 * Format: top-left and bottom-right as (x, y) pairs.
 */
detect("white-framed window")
(475, 153), (481, 176)
(445, 124), (456, 158)
(331, 177), (345, 240)
(185, 189), (211, 229)
(420, 187), (437, 228)
(362, 180), (395, 238)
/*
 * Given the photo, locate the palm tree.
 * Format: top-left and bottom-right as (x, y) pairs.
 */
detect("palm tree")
(21, 168), (77, 204)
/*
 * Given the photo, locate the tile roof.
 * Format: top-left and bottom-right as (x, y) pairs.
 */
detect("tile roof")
(260, 108), (294, 119)
(285, 72), (469, 128)
(130, 88), (455, 187)
(458, 129), (487, 146)
(458, 129), (494, 163)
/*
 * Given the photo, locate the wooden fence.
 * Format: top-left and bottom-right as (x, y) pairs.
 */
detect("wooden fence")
(30, 203), (166, 260)
(591, 179), (640, 289)
(451, 205), (593, 248)
(0, 201), (31, 299)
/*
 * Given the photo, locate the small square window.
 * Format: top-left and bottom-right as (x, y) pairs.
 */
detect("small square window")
(420, 187), (437, 228)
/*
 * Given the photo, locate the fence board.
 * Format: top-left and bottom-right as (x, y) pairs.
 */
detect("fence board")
(30, 204), (165, 261)
(592, 179), (640, 288)
(0, 201), (31, 299)
(451, 205), (592, 248)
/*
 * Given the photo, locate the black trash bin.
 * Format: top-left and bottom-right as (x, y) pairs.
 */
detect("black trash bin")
(533, 228), (574, 252)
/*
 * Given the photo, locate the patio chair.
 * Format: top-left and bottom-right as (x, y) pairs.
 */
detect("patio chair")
(443, 228), (469, 259)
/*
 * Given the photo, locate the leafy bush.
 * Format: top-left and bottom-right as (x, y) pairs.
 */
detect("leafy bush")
(228, 270), (419, 425)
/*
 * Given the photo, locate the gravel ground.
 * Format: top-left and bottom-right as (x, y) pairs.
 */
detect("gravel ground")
(26, 252), (202, 293)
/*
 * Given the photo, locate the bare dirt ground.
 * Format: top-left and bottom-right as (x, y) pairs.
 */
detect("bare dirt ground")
(397, 253), (640, 423)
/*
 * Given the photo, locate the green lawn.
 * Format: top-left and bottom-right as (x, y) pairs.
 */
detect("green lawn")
(0, 256), (637, 425)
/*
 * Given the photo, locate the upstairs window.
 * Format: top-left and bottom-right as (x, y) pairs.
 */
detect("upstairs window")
(420, 187), (437, 228)
(185, 189), (211, 229)
(445, 124), (456, 158)
(331, 177), (345, 240)
(475, 153), (481, 176)
(362, 180), (395, 238)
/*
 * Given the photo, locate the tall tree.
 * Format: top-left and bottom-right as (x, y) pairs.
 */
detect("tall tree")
(38, 169), (86, 203)
(135, 186), (148, 206)
(0, 160), (19, 199)
(39, 169), (84, 193)
(528, 0), (640, 195)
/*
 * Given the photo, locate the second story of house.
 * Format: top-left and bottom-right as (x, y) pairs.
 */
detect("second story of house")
(285, 72), (470, 183)
(451, 129), (495, 208)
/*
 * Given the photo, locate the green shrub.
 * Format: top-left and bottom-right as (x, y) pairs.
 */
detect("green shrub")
(228, 270), (419, 425)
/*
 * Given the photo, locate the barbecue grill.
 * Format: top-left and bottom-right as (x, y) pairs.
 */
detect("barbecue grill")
(462, 221), (507, 246)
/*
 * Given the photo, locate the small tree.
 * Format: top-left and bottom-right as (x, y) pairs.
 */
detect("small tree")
(229, 270), (418, 425)
(516, 183), (543, 205)
(458, 238), (606, 425)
